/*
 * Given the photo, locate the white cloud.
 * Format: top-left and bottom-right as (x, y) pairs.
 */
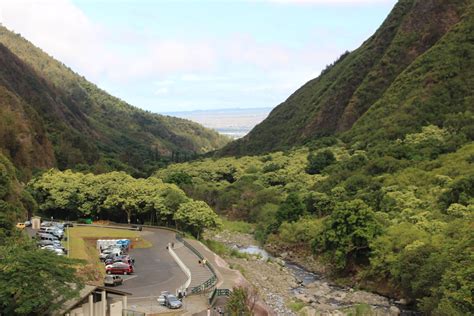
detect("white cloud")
(0, 0), (359, 112)
(0, 0), (114, 80)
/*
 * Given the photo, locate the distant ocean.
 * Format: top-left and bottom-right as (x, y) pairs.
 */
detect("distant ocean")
(164, 107), (273, 139)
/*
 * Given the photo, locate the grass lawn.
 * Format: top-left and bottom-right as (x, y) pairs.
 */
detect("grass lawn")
(66, 226), (152, 282)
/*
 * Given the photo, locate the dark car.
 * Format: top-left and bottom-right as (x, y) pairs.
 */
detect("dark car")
(131, 225), (142, 231)
(164, 294), (182, 309)
(104, 275), (123, 286)
(104, 255), (134, 266)
(106, 262), (134, 275)
(37, 233), (59, 242)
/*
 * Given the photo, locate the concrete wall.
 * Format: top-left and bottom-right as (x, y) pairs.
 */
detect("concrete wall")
(168, 243), (192, 291)
(109, 301), (123, 316)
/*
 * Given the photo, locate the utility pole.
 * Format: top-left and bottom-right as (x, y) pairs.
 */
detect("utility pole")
(67, 227), (70, 257)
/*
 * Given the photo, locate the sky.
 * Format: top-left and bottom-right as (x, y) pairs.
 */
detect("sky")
(0, 0), (397, 113)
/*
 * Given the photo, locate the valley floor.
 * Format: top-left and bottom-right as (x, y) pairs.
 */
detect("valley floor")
(205, 230), (407, 316)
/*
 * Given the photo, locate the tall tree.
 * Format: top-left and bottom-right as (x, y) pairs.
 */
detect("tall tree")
(174, 200), (222, 239)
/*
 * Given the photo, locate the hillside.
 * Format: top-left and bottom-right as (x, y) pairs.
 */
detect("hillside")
(221, 0), (473, 156)
(0, 26), (229, 178)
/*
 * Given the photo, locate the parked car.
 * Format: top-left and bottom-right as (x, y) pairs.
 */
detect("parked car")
(40, 227), (64, 239)
(163, 294), (182, 309)
(157, 291), (170, 306)
(63, 222), (74, 227)
(41, 245), (65, 255)
(106, 262), (134, 275)
(132, 225), (142, 231)
(101, 252), (119, 262)
(16, 223), (26, 229)
(40, 221), (54, 228)
(37, 239), (62, 248)
(37, 233), (59, 242)
(99, 248), (122, 260)
(24, 220), (32, 227)
(104, 275), (123, 287)
(104, 255), (134, 266)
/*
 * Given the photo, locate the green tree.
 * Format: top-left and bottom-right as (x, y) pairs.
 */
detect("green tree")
(306, 150), (335, 174)
(164, 171), (193, 187)
(0, 239), (84, 315)
(226, 287), (258, 316)
(309, 192), (335, 218)
(276, 192), (305, 224)
(313, 199), (381, 270)
(174, 200), (222, 239)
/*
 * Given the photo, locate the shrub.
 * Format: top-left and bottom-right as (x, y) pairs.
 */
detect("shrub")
(306, 150), (336, 174)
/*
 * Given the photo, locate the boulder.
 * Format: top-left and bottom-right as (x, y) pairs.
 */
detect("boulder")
(295, 293), (313, 304)
(275, 258), (286, 267)
(389, 306), (401, 316)
(299, 306), (317, 316)
(395, 298), (408, 305)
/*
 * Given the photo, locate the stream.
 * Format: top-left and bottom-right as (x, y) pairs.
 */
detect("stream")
(236, 245), (419, 315)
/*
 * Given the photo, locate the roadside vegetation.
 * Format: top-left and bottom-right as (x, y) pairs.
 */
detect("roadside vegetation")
(0, 153), (84, 315)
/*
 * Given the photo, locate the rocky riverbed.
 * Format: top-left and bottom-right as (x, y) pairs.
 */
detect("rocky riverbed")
(206, 230), (407, 316)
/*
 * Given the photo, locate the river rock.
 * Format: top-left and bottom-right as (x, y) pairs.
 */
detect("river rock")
(275, 258), (286, 267)
(389, 306), (401, 316)
(345, 290), (390, 307)
(295, 293), (313, 304)
(305, 281), (317, 289)
(299, 306), (317, 316)
(395, 298), (407, 305)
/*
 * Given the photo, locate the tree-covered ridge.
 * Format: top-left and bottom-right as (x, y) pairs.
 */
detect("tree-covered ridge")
(154, 133), (474, 313)
(0, 25), (229, 178)
(221, 0), (472, 156)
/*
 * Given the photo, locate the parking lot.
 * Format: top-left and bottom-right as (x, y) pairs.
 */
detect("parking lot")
(119, 228), (187, 298)
(26, 222), (197, 313)
(28, 223), (189, 312)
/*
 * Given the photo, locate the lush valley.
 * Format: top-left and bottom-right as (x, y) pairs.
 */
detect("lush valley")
(154, 137), (473, 314)
(0, 26), (229, 179)
(0, 0), (473, 314)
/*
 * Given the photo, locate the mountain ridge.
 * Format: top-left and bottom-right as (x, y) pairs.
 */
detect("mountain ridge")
(0, 25), (229, 177)
(220, 0), (472, 156)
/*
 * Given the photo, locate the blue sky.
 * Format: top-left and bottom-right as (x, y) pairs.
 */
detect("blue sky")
(0, 0), (397, 113)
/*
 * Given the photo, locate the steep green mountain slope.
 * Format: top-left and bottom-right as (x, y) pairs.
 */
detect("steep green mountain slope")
(221, 0), (472, 155)
(0, 26), (229, 178)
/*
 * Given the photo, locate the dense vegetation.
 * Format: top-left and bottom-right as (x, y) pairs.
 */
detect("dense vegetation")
(29, 169), (221, 238)
(221, 0), (472, 156)
(1, 0), (473, 314)
(0, 26), (229, 179)
(154, 131), (474, 313)
(0, 153), (84, 315)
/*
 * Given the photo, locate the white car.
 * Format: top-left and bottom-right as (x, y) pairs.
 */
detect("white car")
(41, 245), (65, 255)
(99, 248), (122, 260)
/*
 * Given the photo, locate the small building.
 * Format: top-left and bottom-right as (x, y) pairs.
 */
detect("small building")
(61, 284), (131, 316)
(31, 216), (41, 229)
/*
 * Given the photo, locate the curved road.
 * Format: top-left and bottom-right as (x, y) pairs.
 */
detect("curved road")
(120, 228), (187, 298)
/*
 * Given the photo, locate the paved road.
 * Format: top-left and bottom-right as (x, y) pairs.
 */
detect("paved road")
(120, 228), (187, 299)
